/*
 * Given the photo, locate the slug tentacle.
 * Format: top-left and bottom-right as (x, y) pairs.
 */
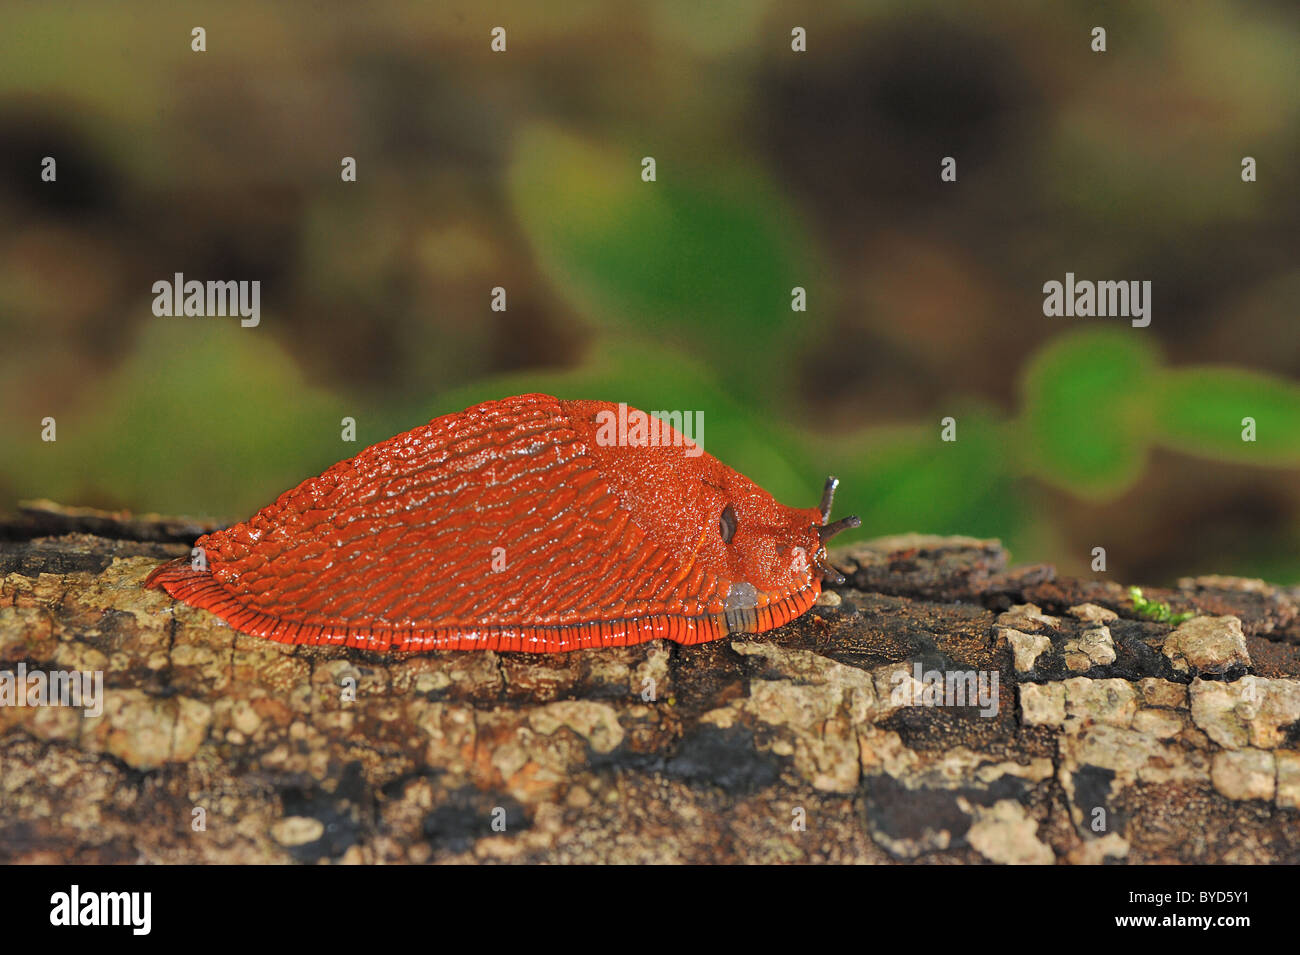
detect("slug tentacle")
(814, 552), (846, 586)
(817, 515), (861, 543)
(819, 476), (840, 524)
(812, 475), (860, 586)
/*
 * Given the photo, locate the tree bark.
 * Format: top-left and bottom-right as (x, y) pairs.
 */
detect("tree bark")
(2, 501), (1298, 863)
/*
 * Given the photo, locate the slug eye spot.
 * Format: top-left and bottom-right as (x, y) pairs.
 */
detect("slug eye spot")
(719, 504), (738, 544)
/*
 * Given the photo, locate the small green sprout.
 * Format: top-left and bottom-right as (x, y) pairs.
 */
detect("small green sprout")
(1128, 586), (1196, 626)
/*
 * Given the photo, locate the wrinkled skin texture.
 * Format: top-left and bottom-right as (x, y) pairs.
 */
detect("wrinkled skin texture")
(146, 394), (840, 653)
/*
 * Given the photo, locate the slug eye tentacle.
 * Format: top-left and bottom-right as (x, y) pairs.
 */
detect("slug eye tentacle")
(819, 476), (839, 524)
(719, 504), (738, 544)
(817, 515), (861, 543)
(812, 475), (861, 585)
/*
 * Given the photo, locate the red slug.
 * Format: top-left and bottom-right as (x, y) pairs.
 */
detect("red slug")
(145, 394), (859, 653)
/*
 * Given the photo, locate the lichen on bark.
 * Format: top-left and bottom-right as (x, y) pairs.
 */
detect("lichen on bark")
(2, 503), (1298, 864)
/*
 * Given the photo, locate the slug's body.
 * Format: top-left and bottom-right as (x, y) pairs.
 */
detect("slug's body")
(145, 394), (858, 653)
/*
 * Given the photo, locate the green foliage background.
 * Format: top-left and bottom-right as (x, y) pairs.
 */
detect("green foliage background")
(1, 0), (1297, 584)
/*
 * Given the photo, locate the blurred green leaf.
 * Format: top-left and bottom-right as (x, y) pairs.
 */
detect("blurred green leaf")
(820, 405), (1024, 540)
(64, 322), (350, 519)
(1151, 367), (1300, 465)
(508, 124), (824, 407)
(1018, 329), (1158, 497)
